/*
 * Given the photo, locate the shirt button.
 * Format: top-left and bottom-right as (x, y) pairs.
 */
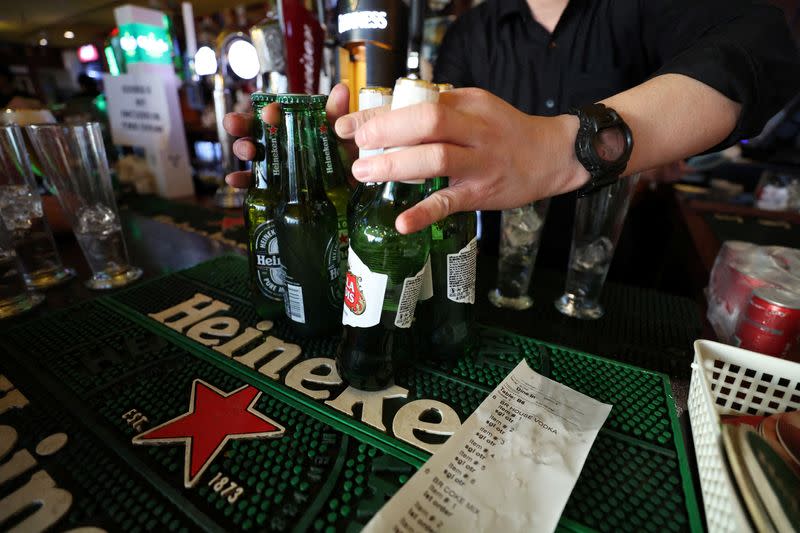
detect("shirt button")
(545, 99), (555, 109)
(548, 40), (557, 49)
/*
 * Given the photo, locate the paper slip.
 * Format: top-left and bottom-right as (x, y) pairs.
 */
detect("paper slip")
(364, 360), (612, 533)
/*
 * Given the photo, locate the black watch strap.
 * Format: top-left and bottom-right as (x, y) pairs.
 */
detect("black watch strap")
(569, 103), (633, 197)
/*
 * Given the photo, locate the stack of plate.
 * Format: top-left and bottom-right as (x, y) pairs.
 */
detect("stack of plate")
(721, 416), (800, 532)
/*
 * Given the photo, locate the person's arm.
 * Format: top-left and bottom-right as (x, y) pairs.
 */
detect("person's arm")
(337, 2), (800, 234)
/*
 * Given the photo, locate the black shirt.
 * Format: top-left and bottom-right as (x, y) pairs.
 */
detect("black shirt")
(434, 0), (800, 265)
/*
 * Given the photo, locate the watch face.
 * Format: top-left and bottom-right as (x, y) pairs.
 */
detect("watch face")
(592, 127), (626, 163)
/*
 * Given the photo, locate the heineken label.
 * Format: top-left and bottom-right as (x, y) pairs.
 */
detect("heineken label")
(394, 263), (427, 328)
(419, 255), (433, 302)
(342, 246), (387, 328)
(268, 124), (280, 177)
(319, 125), (334, 175)
(447, 237), (477, 304)
(253, 220), (284, 300)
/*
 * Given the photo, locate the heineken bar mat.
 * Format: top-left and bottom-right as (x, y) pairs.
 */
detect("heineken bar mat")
(0, 255), (702, 532)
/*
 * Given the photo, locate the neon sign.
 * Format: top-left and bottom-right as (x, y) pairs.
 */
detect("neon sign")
(118, 22), (172, 65)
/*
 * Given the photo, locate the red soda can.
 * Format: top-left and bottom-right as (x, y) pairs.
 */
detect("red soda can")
(734, 287), (800, 359)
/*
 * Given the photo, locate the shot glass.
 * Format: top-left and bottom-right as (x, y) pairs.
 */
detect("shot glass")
(0, 218), (44, 319)
(0, 125), (75, 289)
(555, 174), (640, 319)
(27, 122), (143, 290)
(488, 199), (550, 310)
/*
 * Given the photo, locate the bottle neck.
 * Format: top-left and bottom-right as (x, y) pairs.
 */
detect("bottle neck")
(281, 108), (325, 203)
(254, 105), (281, 190)
(380, 181), (427, 204)
(311, 107), (346, 189)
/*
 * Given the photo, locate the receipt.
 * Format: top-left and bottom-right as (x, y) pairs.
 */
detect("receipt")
(364, 360), (612, 533)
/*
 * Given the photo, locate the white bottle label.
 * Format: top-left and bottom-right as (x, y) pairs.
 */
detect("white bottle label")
(284, 280), (306, 324)
(394, 262), (427, 328)
(447, 237), (478, 304)
(419, 255), (433, 302)
(342, 246), (388, 328)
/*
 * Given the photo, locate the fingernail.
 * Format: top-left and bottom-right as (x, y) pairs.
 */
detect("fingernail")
(352, 159), (370, 179)
(336, 116), (356, 137)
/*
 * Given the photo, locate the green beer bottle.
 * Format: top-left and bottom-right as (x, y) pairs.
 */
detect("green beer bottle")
(274, 94), (341, 338)
(309, 94), (349, 297)
(337, 78), (438, 391)
(347, 86), (393, 234)
(417, 176), (478, 359)
(245, 92), (284, 319)
(416, 83), (478, 360)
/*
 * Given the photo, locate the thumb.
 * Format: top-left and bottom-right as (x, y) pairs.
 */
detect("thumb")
(395, 188), (462, 234)
(326, 83), (351, 124)
(335, 105), (389, 140)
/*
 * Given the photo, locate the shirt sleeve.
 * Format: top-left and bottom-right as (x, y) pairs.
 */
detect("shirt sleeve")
(641, 0), (800, 145)
(433, 14), (475, 87)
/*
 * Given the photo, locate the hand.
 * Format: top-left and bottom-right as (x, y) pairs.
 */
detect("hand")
(221, 83), (352, 188)
(334, 88), (589, 234)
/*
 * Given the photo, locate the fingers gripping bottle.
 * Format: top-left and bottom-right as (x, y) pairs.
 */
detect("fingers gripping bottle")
(337, 78), (438, 390)
(274, 94), (341, 338)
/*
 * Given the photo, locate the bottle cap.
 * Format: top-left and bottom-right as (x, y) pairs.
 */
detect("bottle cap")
(251, 92), (278, 104)
(390, 78), (438, 111)
(251, 92), (277, 112)
(309, 94), (327, 109)
(276, 94), (311, 106)
(358, 87), (393, 161)
(359, 87), (393, 111)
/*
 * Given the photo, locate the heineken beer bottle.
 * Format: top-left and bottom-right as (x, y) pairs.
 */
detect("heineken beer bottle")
(337, 78), (438, 390)
(309, 95), (349, 296)
(347, 86), (393, 234)
(245, 92), (284, 319)
(274, 94), (341, 338)
(417, 83), (478, 360)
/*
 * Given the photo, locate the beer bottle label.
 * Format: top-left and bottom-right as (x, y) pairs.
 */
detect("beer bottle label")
(325, 234), (342, 306)
(283, 276), (306, 324)
(253, 221), (285, 301)
(446, 237), (478, 304)
(342, 246), (387, 328)
(394, 263), (427, 329)
(418, 256), (433, 302)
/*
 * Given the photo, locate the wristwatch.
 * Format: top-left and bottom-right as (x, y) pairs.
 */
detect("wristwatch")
(569, 103), (633, 197)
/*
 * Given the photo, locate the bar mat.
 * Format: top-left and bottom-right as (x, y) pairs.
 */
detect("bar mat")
(0, 255), (701, 532)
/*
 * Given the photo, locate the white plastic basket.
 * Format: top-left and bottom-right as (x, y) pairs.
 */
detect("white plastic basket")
(688, 340), (800, 532)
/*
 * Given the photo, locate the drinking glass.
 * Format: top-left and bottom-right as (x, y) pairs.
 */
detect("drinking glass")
(0, 125), (75, 289)
(0, 108), (57, 192)
(27, 122), (143, 290)
(555, 174), (640, 319)
(488, 199), (550, 310)
(0, 218), (44, 318)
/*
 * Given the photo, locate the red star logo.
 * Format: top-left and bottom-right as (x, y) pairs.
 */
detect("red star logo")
(132, 380), (284, 488)
(319, 124), (328, 134)
(268, 125), (278, 135)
